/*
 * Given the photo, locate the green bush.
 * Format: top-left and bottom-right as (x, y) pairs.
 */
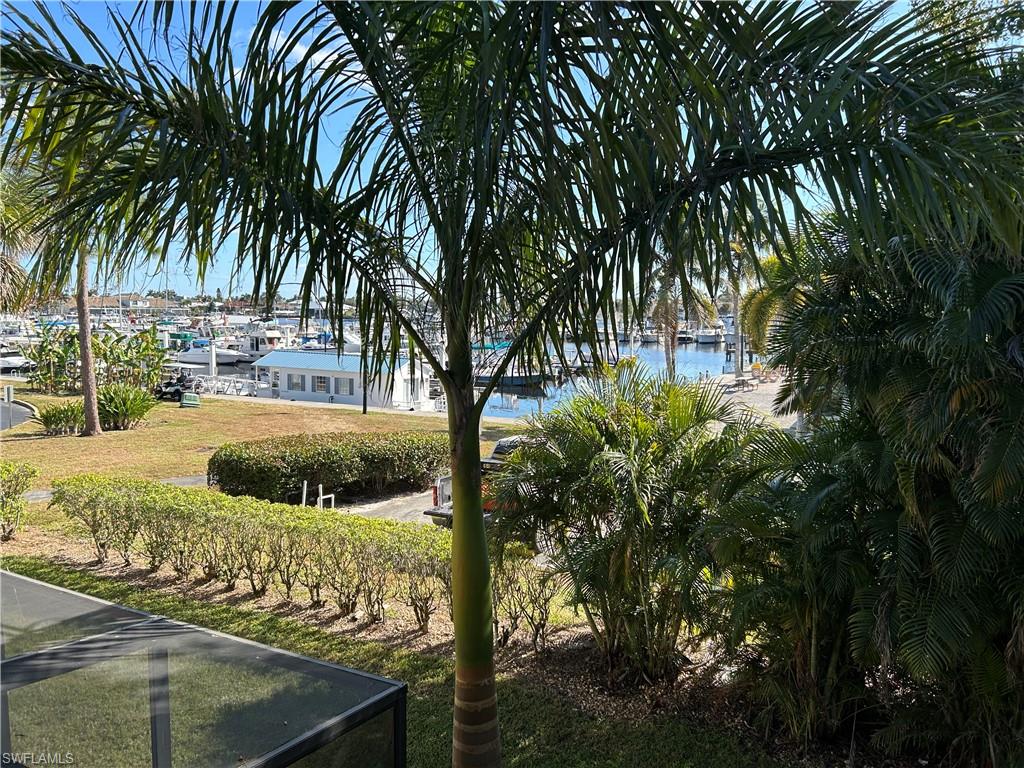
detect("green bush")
(33, 401), (85, 435)
(207, 431), (450, 502)
(49, 475), (457, 630)
(0, 460), (38, 540)
(97, 383), (158, 430)
(490, 361), (758, 680)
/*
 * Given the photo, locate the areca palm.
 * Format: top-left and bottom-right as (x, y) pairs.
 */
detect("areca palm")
(4, 3), (1024, 764)
(491, 361), (764, 682)
(762, 223), (1024, 764)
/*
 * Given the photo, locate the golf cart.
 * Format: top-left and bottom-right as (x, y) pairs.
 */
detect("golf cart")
(153, 364), (202, 401)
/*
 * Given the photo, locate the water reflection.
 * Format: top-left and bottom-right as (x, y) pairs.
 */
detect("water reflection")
(479, 342), (731, 419)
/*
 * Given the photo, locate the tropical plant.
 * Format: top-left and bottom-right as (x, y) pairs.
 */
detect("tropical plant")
(0, 460), (38, 539)
(25, 323), (169, 395)
(491, 361), (763, 682)
(96, 383), (157, 431)
(33, 400), (85, 436)
(6, 4), (1024, 763)
(0, 168), (34, 312)
(761, 225), (1024, 765)
(707, 418), (880, 745)
(24, 324), (78, 393)
(649, 261), (715, 378)
(0, 161), (102, 433)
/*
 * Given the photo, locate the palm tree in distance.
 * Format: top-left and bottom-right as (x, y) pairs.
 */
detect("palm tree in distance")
(0, 165), (102, 433)
(4, 3), (1023, 765)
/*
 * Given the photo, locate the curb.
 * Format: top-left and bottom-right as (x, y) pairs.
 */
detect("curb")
(11, 398), (39, 418)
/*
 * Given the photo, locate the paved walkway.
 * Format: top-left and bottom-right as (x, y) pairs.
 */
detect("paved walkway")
(713, 374), (797, 429)
(0, 401), (32, 430)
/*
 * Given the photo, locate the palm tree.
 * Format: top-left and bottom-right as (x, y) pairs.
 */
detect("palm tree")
(649, 263), (714, 378)
(0, 165), (103, 433)
(491, 360), (764, 682)
(0, 169), (34, 312)
(763, 223), (1024, 763)
(4, 4), (1023, 765)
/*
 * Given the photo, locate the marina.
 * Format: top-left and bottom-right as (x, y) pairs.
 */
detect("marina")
(0, 305), (753, 421)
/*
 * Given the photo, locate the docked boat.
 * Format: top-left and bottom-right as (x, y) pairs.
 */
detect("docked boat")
(176, 339), (250, 365)
(474, 364), (546, 388)
(696, 324), (725, 344)
(0, 351), (34, 373)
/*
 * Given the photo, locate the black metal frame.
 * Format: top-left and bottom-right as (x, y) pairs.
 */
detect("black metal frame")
(0, 572), (407, 768)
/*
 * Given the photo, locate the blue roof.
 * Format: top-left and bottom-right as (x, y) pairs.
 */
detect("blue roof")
(253, 349), (406, 373)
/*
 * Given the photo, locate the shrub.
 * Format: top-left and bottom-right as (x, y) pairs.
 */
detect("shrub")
(97, 383), (158, 430)
(207, 431), (449, 502)
(33, 401), (84, 435)
(395, 525), (451, 633)
(0, 461), (38, 540)
(490, 361), (759, 680)
(48, 474), (557, 644)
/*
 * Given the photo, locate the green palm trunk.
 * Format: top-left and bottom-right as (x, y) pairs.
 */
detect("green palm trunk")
(445, 335), (499, 767)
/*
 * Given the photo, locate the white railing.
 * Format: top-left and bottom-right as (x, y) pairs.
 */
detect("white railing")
(193, 375), (260, 397)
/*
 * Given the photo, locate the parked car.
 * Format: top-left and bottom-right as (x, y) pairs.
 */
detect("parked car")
(423, 435), (527, 528)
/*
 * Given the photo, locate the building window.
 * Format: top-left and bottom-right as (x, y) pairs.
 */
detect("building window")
(312, 375), (329, 393)
(334, 377), (354, 396)
(271, 370), (280, 387)
(286, 373), (305, 391)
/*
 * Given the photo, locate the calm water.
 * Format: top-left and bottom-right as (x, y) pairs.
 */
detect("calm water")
(479, 341), (731, 419)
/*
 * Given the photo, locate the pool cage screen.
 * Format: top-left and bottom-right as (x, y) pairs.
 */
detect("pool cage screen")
(0, 571), (406, 767)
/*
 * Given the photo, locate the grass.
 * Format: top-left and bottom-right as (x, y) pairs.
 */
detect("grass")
(1, 381), (517, 489)
(1, 556), (782, 768)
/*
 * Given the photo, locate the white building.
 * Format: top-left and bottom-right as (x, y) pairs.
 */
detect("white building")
(252, 349), (432, 410)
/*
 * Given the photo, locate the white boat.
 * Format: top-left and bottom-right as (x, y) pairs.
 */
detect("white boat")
(696, 324), (725, 344)
(474, 364), (545, 389)
(176, 341), (249, 365)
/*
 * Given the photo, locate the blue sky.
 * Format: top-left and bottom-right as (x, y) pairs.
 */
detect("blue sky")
(10, 1), (357, 298)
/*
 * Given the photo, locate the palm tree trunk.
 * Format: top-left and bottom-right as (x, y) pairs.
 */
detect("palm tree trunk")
(662, 309), (677, 379)
(446, 333), (500, 768)
(732, 288), (744, 374)
(76, 248), (102, 436)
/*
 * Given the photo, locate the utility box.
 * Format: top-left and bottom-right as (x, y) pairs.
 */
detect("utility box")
(180, 392), (201, 408)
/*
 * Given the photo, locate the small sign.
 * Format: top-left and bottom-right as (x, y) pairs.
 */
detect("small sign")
(180, 393), (201, 408)
(2, 385), (13, 403)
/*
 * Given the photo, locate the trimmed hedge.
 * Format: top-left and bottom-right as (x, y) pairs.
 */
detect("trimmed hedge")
(49, 475), (557, 643)
(207, 431), (450, 502)
(50, 475), (453, 628)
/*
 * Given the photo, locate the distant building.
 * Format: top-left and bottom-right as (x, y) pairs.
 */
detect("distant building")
(251, 349), (432, 410)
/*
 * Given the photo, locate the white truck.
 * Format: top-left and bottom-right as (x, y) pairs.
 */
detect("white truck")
(423, 435), (526, 528)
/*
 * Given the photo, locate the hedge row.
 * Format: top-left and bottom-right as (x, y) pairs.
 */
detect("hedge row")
(50, 475), (451, 630)
(49, 475), (556, 645)
(207, 431), (450, 502)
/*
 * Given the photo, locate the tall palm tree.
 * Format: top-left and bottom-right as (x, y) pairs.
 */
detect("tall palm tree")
(0, 165), (103, 433)
(4, 4), (1023, 765)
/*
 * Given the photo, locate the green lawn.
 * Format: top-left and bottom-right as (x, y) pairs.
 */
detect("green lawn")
(1, 556), (782, 768)
(1, 381), (516, 489)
